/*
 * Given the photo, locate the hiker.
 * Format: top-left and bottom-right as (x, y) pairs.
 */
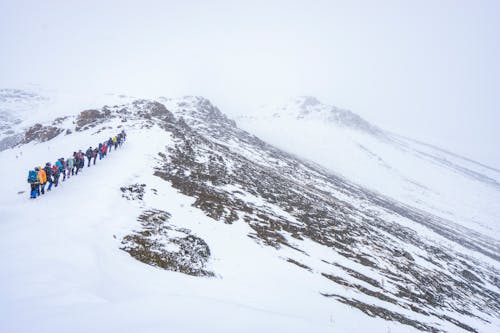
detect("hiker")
(112, 136), (118, 149)
(73, 152), (78, 174)
(72, 152), (78, 175)
(100, 142), (106, 158)
(38, 166), (47, 195)
(78, 150), (85, 170)
(107, 137), (113, 152)
(27, 168), (39, 199)
(116, 134), (122, 147)
(93, 147), (98, 165)
(98, 143), (103, 160)
(121, 129), (126, 142)
(56, 158), (65, 181)
(75, 151), (83, 175)
(66, 155), (74, 178)
(44, 163), (54, 191)
(52, 164), (60, 187)
(60, 158), (67, 181)
(85, 147), (93, 167)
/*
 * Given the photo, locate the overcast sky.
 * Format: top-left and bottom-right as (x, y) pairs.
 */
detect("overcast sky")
(1, 0), (499, 167)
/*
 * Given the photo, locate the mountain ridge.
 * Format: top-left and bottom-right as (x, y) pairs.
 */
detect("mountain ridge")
(0, 91), (499, 332)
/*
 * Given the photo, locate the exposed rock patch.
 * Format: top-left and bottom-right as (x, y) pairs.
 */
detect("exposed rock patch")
(121, 210), (214, 277)
(120, 184), (146, 201)
(20, 123), (63, 144)
(75, 109), (112, 131)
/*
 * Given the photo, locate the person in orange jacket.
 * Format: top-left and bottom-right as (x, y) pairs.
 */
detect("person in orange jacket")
(37, 166), (47, 195)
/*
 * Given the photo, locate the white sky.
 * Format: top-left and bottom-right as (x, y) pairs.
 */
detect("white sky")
(1, 0), (499, 167)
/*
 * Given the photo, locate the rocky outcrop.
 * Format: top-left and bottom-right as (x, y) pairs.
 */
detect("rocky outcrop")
(121, 210), (214, 277)
(75, 109), (112, 131)
(20, 123), (63, 144)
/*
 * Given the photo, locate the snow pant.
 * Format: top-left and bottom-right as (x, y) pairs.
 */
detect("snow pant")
(40, 182), (46, 195)
(61, 170), (66, 181)
(99, 152), (103, 160)
(30, 183), (39, 198)
(53, 175), (60, 187)
(87, 157), (92, 167)
(75, 166), (80, 175)
(93, 155), (97, 165)
(114, 143), (118, 150)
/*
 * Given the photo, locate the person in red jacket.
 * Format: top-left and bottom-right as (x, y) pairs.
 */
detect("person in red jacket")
(101, 142), (107, 157)
(52, 164), (60, 187)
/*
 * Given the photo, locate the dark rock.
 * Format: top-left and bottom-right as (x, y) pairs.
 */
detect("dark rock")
(20, 123), (63, 144)
(121, 209), (214, 277)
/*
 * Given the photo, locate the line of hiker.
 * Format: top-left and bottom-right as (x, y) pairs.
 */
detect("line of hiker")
(27, 130), (127, 199)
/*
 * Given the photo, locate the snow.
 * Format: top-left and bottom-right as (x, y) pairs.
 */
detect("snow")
(235, 98), (500, 239)
(0, 94), (498, 333)
(0, 119), (358, 333)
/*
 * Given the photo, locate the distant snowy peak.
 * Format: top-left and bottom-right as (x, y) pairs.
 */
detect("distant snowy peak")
(246, 96), (384, 136)
(160, 96), (237, 129)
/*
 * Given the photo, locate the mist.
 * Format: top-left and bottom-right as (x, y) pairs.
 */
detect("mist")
(1, 0), (499, 167)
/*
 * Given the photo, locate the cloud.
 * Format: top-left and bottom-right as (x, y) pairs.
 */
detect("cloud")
(1, 0), (499, 166)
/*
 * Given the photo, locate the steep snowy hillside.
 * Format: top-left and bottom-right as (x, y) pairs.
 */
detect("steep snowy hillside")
(235, 96), (500, 238)
(0, 96), (498, 333)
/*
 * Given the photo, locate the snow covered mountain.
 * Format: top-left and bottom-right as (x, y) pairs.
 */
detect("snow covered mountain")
(0, 93), (498, 333)
(236, 96), (500, 238)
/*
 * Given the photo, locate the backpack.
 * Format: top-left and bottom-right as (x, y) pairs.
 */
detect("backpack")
(28, 170), (38, 183)
(44, 166), (52, 177)
(38, 169), (47, 184)
(56, 161), (63, 172)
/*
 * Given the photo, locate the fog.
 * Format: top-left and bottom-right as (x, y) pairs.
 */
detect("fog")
(1, 0), (499, 167)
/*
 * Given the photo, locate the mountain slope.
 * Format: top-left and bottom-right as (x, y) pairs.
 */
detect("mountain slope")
(0, 95), (498, 333)
(235, 96), (500, 238)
